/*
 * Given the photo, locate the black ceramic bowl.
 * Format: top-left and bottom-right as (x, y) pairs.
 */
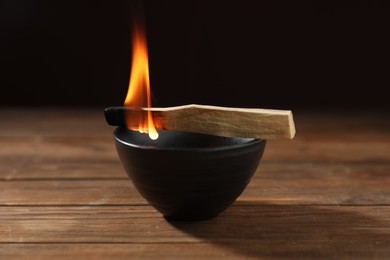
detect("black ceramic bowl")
(114, 128), (266, 221)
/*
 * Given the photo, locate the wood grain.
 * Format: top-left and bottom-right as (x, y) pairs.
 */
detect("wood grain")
(154, 104), (296, 139)
(105, 104), (296, 139)
(0, 108), (389, 259)
(0, 205), (389, 259)
(1, 205), (390, 242)
(2, 242), (390, 260)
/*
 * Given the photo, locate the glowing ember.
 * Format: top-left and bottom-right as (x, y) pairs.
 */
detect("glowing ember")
(124, 21), (158, 140)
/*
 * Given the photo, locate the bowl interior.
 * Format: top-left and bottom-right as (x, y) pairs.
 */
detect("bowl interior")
(115, 128), (258, 150)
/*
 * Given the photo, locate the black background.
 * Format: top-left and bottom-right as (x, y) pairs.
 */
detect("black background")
(1, 0), (389, 110)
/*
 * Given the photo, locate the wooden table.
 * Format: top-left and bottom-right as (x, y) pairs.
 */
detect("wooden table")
(0, 108), (389, 259)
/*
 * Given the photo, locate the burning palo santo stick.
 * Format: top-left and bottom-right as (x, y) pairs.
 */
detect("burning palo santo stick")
(105, 104), (295, 140)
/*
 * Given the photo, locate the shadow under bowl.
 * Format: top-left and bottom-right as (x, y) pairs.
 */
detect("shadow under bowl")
(114, 128), (266, 221)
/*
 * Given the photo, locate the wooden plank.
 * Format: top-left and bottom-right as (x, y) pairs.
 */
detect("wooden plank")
(0, 136), (117, 161)
(0, 162), (389, 205)
(0, 161), (125, 180)
(0, 108), (111, 137)
(0, 205), (389, 243)
(245, 162), (390, 205)
(0, 180), (142, 206)
(1, 241), (390, 260)
(264, 139), (390, 162)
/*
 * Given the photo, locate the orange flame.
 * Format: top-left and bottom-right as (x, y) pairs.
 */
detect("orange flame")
(124, 23), (158, 140)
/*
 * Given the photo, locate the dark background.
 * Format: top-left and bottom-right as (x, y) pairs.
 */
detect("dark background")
(1, 0), (389, 110)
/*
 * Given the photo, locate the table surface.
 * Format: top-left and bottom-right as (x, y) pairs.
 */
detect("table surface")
(0, 108), (389, 259)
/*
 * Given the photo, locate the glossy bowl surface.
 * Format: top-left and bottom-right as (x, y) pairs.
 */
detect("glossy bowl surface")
(114, 128), (266, 221)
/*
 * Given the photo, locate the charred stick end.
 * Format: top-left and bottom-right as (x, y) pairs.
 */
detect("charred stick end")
(104, 107), (127, 127)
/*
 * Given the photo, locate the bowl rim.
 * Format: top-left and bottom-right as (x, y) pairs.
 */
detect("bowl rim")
(113, 127), (265, 152)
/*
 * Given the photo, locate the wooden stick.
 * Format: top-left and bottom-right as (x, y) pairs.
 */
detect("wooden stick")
(104, 104), (296, 140)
